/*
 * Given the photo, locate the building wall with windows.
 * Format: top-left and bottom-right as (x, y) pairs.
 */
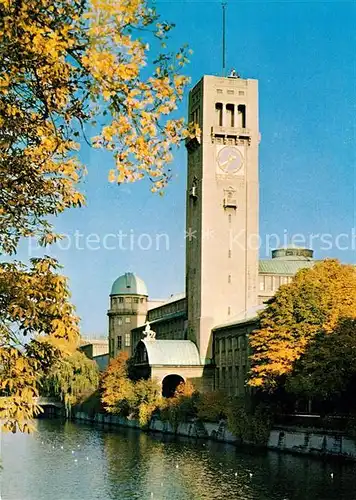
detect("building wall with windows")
(131, 295), (187, 350)
(213, 317), (258, 397)
(258, 247), (316, 304)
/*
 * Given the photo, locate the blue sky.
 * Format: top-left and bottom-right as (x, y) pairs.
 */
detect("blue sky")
(21, 0), (356, 335)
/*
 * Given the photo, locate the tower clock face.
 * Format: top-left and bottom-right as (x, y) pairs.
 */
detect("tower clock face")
(216, 146), (244, 174)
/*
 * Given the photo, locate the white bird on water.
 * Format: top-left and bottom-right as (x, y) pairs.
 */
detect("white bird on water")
(330, 473), (334, 479)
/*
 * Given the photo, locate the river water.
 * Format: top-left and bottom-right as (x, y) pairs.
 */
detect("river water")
(1, 419), (356, 500)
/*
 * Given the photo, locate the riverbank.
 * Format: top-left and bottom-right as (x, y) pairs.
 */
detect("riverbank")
(73, 410), (356, 462)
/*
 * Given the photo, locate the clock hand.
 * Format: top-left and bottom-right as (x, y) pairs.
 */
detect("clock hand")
(220, 154), (237, 169)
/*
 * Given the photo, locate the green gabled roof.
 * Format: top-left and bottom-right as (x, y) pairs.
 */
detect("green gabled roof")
(258, 259), (316, 275)
(141, 339), (201, 366)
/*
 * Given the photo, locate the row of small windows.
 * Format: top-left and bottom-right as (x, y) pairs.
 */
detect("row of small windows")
(151, 318), (184, 340)
(116, 317), (131, 325)
(148, 300), (185, 321)
(215, 103), (246, 128)
(216, 336), (248, 354)
(217, 89), (245, 97)
(115, 297), (145, 304)
(259, 275), (292, 292)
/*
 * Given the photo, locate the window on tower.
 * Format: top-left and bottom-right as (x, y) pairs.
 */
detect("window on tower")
(110, 338), (114, 356)
(117, 336), (122, 350)
(118, 317), (123, 325)
(190, 106), (199, 124)
(118, 297), (124, 303)
(226, 104), (235, 127)
(215, 103), (223, 126)
(125, 333), (131, 347)
(237, 105), (246, 128)
(125, 317), (131, 324)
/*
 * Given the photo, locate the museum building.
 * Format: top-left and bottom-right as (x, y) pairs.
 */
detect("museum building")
(107, 73), (317, 396)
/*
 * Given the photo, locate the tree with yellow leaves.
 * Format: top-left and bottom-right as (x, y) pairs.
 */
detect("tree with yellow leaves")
(101, 352), (162, 426)
(0, 0), (194, 431)
(248, 259), (356, 392)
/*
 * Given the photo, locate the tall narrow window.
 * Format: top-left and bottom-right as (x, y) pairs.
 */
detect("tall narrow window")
(228, 274), (231, 283)
(117, 336), (122, 350)
(237, 105), (246, 128)
(228, 214), (232, 223)
(215, 103), (223, 126)
(228, 306), (231, 315)
(226, 104), (235, 127)
(259, 276), (265, 291)
(193, 107), (199, 124)
(125, 333), (131, 347)
(228, 249), (232, 258)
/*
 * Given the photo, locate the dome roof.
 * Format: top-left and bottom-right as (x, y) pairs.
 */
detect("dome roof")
(111, 272), (148, 296)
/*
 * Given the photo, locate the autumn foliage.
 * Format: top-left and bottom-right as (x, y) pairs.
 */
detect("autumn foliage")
(101, 352), (162, 426)
(0, 0), (194, 431)
(248, 259), (356, 392)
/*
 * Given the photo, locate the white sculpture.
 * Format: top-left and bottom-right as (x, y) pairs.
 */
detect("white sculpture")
(143, 321), (156, 340)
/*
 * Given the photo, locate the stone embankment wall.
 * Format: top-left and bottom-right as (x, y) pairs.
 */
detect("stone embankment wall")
(73, 411), (356, 461)
(268, 427), (356, 460)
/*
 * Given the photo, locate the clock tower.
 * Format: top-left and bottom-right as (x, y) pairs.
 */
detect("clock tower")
(185, 75), (260, 364)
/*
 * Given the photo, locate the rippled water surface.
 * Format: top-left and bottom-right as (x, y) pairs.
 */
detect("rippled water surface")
(1, 419), (356, 500)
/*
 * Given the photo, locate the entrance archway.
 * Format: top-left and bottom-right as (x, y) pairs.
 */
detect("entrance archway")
(162, 374), (184, 398)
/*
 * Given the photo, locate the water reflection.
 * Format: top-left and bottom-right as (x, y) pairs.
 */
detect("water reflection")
(1, 420), (356, 500)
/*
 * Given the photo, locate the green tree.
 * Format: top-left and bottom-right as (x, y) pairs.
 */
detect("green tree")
(248, 259), (356, 391)
(41, 350), (99, 416)
(0, 0), (194, 431)
(287, 318), (356, 410)
(196, 390), (229, 422)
